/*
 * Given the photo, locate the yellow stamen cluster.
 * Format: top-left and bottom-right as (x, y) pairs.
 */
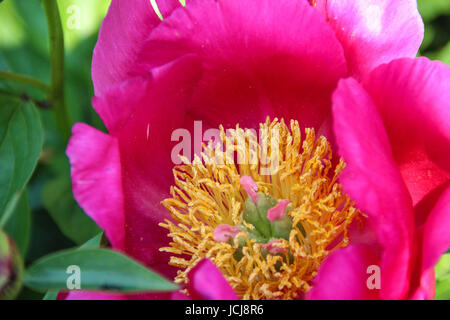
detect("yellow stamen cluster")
(160, 118), (359, 300)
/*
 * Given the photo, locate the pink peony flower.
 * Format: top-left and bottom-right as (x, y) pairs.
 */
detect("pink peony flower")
(65, 0), (442, 300)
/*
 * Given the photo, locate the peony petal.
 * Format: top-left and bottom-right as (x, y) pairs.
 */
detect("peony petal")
(362, 57), (450, 206)
(187, 259), (239, 300)
(314, 0), (423, 78)
(94, 55), (202, 274)
(62, 291), (127, 300)
(93, 54), (201, 135)
(332, 78), (414, 299)
(307, 244), (381, 300)
(92, 0), (183, 95)
(414, 181), (450, 230)
(66, 123), (125, 250)
(413, 186), (450, 299)
(138, 0), (347, 131)
(171, 291), (191, 300)
(92, 77), (150, 135)
(62, 290), (173, 300)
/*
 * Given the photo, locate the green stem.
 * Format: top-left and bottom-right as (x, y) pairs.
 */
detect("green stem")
(0, 70), (50, 93)
(42, 0), (71, 141)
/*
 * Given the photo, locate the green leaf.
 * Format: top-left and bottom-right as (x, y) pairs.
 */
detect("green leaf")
(0, 95), (43, 222)
(41, 233), (104, 300)
(4, 190), (31, 257)
(79, 233), (103, 249)
(0, 190), (21, 228)
(24, 248), (178, 293)
(435, 253), (450, 300)
(42, 170), (101, 244)
(42, 290), (59, 300)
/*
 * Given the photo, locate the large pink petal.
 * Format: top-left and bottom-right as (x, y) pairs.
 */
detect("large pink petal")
(332, 78), (414, 299)
(66, 123), (125, 250)
(186, 259), (239, 300)
(62, 290), (172, 300)
(94, 56), (202, 275)
(91, 77), (150, 135)
(411, 186), (450, 299)
(62, 291), (127, 300)
(92, 0), (183, 95)
(307, 244), (380, 300)
(362, 58), (450, 207)
(93, 54), (201, 135)
(421, 186), (450, 268)
(138, 0), (347, 131)
(314, 0), (423, 78)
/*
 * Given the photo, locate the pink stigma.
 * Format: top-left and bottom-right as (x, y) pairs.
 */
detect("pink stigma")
(213, 224), (240, 242)
(267, 200), (290, 222)
(240, 175), (258, 203)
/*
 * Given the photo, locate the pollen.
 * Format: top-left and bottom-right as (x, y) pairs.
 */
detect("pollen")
(159, 118), (360, 300)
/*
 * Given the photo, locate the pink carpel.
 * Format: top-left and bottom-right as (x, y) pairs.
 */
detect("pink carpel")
(267, 200), (290, 222)
(240, 175), (259, 203)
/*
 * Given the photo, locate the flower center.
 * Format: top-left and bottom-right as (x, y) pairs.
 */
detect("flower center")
(160, 118), (360, 300)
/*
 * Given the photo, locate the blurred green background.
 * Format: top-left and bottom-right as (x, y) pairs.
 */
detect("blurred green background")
(0, 0), (449, 299)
